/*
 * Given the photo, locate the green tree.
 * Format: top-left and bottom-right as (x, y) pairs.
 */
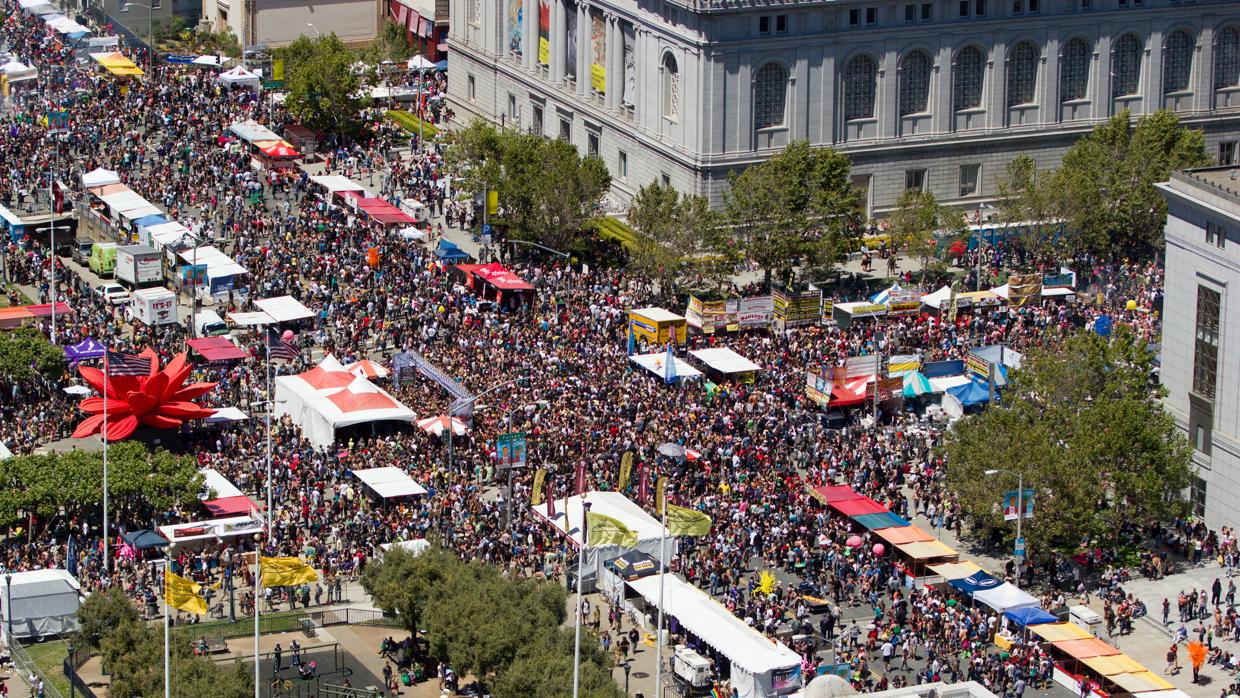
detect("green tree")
(0, 443), (202, 534)
(942, 326), (1194, 557)
(0, 326), (64, 380)
(75, 587), (140, 649)
(280, 33), (370, 134)
(492, 629), (624, 698)
(1051, 109), (1209, 257)
(361, 547), (461, 635)
(627, 183), (725, 297)
(102, 614), (251, 698)
(994, 155), (1067, 263)
(886, 189), (965, 283)
(356, 21), (413, 64)
(724, 141), (862, 287)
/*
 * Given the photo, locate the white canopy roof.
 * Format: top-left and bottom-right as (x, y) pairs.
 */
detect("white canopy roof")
(254, 295), (315, 322)
(627, 574), (800, 675)
(200, 467), (244, 499)
(630, 307), (684, 323)
(928, 375), (973, 393)
(408, 55), (436, 70)
(530, 491), (666, 547)
(227, 311), (274, 326)
(354, 466), (428, 498)
(991, 283), (1076, 299)
(159, 515), (263, 543)
(380, 539), (431, 557)
(229, 119), (280, 143)
(192, 54), (230, 66)
(203, 407), (248, 423)
(921, 285), (952, 310)
(219, 66), (259, 81)
(146, 221), (192, 247)
(689, 347), (762, 374)
(972, 582), (1040, 612)
(310, 175), (365, 193)
(0, 569), (82, 641)
(629, 352), (702, 379)
(80, 167), (120, 187)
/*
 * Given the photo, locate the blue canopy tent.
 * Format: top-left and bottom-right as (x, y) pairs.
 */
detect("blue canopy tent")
(434, 60), (448, 71)
(134, 214), (166, 229)
(64, 337), (106, 361)
(121, 529), (170, 549)
(1004, 606), (1058, 627)
(948, 379), (991, 407)
(902, 371), (933, 398)
(948, 571), (1002, 595)
(852, 512), (909, 530)
(434, 239), (471, 263)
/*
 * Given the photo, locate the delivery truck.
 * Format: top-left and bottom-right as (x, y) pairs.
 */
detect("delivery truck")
(89, 242), (118, 277)
(128, 287), (178, 326)
(115, 245), (162, 288)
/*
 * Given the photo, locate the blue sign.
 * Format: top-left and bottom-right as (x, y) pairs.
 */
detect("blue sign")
(1015, 537), (1026, 556)
(482, 223), (492, 235)
(1094, 315), (1113, 337)
(496, 431), (527, 469)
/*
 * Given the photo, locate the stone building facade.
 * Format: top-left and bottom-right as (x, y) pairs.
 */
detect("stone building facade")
(447, 0), (1240, 215)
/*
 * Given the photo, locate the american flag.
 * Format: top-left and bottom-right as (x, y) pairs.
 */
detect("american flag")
(265, 330), (300, 362)
(106, 351), (151, 377)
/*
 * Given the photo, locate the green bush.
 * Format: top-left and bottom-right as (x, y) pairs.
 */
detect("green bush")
(386, 109), (439, 138)
(590, 217), (637, 251)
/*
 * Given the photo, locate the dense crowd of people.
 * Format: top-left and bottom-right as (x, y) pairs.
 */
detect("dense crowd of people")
(0, 3), (1236, 697)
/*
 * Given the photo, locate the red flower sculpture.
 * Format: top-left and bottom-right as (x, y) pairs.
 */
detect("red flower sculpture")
(72, 350), (217, 441)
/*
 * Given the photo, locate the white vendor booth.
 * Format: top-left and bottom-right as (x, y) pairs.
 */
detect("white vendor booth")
(159, 515), (264, 545)
(275, 355), (417, 448)
(628, 352), (702, 380)
(626, 574), (801, 698)
(530, 491), (675, 594)
(0, 569), (82, 642)
(354, 466), (428, 500)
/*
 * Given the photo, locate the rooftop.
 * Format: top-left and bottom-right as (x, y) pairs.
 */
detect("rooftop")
(1169, 165), (1240, 206)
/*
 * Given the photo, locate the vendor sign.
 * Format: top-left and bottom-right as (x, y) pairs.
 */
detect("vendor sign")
(1002, 489), (1035, 521)
(805, 368), (832, 406)
(965, 351), (989, 379)
(738, 295), (773, 328)
(773, 288), (822, 327)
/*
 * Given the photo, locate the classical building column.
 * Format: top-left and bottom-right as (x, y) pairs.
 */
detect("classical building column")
(551, 0), (565, 83)
(576, 1), (589, 95)
(523, 0), (537, 70)
(1196, 26), (1214, 113)
(605, 14), (619, 109)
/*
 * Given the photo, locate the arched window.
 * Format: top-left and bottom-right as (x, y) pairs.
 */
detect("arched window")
(844, 55), (877, 121)
(1112, 33), (1144, 98)
(898, 50), (931, 116)
(953, 45), (985, 111)
(1215, 26), (1240, 90)
(753, 62), (787, 129)
(1060, 37), (1092, 102)
(662, 54), (680, 119)
(1006, 41), (1039, 107)
(1163, 30), (1195, 93)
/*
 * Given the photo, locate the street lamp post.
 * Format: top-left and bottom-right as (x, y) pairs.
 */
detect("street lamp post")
(178, 233), (201, 337)
(622, 661), (630, 695)
(306, 23), (321, 37)
(121, 3), (154, 75)
(4, 573), (11, 643)
(66, 641), (76, 698)
(985, 468), (1026, 587)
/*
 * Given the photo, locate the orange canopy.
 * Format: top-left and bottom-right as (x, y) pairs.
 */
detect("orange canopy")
(1053, 638), (1121, 660)
(876, 526), (934, 545)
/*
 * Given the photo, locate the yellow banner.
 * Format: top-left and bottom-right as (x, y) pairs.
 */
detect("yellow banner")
(591, 63), (605, 92)
(486, 190), (499, 216)
(665, 503), (712, 537)
(655, 476), (667, 515)
(260, 556), (319, 587)
(586, 511), (637, 547)
(272, 59), (285, 82)
(618, 452), (632, 491)
(165, 569), (208, 616)
(538, 37), (550, 65)
(531, 468), (546, 505)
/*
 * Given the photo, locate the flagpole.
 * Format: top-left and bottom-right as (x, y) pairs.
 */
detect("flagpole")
(655, 483), (667, 698)
(103, 348), (109, 575)
(164, 543), (174, 698)
(571, 499), (590, 698)
(254, 537), (262, 698)
(265, 338), (273, 539)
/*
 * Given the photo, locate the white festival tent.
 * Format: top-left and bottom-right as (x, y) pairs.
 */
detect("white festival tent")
(228, 295), (316, 326)
(991, 283), (1075, 300)
(354, 466), (428, 499)
(0, 569), (82, 642)
(310, 175), (366, 194)
(627, 574), (801, 698)
(192, 55), (231, 67)
(972, 582), (1041, 612)
(218, 65), (261, 91)
(275, 356), (417, 448)
(80, 167), (121, 188)
(0, 59), (37, 83)
(200, 467), (244, 499)
(628, 352), (702, 380)
(689, 347), (762, 374)
(531, 491), (676, 588)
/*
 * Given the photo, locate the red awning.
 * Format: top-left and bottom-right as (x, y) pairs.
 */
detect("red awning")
(473, 262), (534, 291)
(829, 385), (868, 407)
(357, 199), (417, 225)
(186, 337), (248, 362)
(811, 485), (863, 503)
(829, 497), (888, 516)
(260, 140), (300, 158)
(203, 495), (258, 517)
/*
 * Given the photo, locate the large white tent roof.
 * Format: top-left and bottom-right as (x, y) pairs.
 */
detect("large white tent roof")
(274, 357), (416, 448)
(629, 352), (702, 379)
(354, 466), (428, 498)
(310, 175), (365, 193)
(627, 574), (800, 674)
(630, 307), (684, 323)
(972, 582), (1040, 612)
(689, 347), (762, 374)
(530, 491), (666, 547)
(80, 167), (120, 188)
(254, 295), (316, 322)
(200, 467), (244, 499)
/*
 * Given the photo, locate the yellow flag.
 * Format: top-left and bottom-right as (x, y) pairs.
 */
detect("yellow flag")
(531, 468), (546, 506)
(655, 476), (667, 515)
(260, 556), (319, 587)
(618, 452), (633, 491)
(165, 569), (208, 616)
(586, 511), (638, 548)
(665, 503), (712, 537)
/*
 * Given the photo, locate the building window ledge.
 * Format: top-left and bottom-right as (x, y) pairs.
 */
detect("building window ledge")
(954, 107), (985, 115)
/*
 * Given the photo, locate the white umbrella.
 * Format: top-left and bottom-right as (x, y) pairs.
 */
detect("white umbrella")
(407, 55), (435, 71)
(418, 415), (468, 437)
(63, 385), (93, 396)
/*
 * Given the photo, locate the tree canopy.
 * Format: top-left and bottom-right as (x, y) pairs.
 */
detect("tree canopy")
(886, 189), (965, 281)
(279, 33), (370, 134)
(362, 545), (622, 696)
(443, 119), (611, 253)
(941, 326), (1194, 556)
(0, 442), (202, 535)
(627, 182), (731, 297)
(0, 326), (64, 381)
(723, 141), (862, 286)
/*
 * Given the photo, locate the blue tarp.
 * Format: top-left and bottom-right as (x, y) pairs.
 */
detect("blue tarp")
(1003, 606), (1058, 627)
(434, 60), (448, 71)
(134, 214), (166, 228)
(923, 360), (964, 378)
(434, 239), (470, 261)
(852, 512), (909, 530)
(948, 379), (991, 406)
(948, 571), (1002, 594)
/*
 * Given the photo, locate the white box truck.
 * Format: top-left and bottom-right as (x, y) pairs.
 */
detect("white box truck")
(115, 245), (162, 288)
(129, 288), (178, 326)
(672, 646), (713, 696)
